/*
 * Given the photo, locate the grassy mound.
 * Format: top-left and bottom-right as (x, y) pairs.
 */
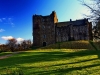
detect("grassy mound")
(93, 42), (100, 50)
(41, 41), (95, 50)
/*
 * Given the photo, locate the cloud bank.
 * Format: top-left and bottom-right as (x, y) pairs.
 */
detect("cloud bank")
(1, 36), (14, 40)
(1, 36), (24, 42)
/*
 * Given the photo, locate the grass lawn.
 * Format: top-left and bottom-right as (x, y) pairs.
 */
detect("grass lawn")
(0, 52), (12, 56)
(0, 49), (100, 75)
(41, 41), (95, 50)
(93, 42), (100, 50)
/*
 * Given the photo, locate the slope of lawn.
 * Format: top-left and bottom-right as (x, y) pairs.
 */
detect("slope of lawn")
(41, 41), (95, 50)
(0, 49), (100, 75)
(93, 41), (100, 50)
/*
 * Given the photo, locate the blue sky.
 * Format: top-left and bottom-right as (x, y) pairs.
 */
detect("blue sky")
(0, 0), (90, 44)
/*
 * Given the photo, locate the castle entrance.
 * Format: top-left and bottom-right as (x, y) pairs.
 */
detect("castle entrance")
(43, 42), (46, 46)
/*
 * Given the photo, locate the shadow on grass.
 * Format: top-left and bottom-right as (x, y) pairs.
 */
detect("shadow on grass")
(30, 63), (100, 75)
(0, 41), (100, 74)
(14, 60), (100, 75)
(0, 50), (100, 67)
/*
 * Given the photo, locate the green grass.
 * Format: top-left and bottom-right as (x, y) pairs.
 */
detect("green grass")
(0, 52), (12, 56)
(0, 41), (100, 75)
(41, 41), (95, 50)
(0, 49), (100, 75)
(93, 41), (100, 50)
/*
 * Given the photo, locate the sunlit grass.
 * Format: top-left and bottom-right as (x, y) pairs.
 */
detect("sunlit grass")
(0, 49), (100, 75)
(60, 41), (95, 50)
(0, 40), (99, 74)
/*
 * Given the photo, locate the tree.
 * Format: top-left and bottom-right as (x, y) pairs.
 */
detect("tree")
(15, 43), (23, 51)
(6, 38), (17, 52)
(21, 40), (27, 50)
(26, 39), (32, 49)
(79, 0), (100, 40)
(92, 25), (99, 40)
(21, 40), (32, 50)
(79, 0), (100, 21)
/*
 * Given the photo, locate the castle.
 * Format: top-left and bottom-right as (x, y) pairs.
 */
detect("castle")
(32, 11), (92, 47)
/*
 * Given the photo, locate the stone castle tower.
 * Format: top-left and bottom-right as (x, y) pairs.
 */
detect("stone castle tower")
(33, 11), (92, 47)
(33, 11), (58, 46)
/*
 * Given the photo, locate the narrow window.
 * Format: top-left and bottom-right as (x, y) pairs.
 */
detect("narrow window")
(43, 35), (46, 38)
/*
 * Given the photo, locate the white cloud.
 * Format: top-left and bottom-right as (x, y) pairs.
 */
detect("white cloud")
(8, 18), (12, 20)
(0, 29), (5, 32)
(11, 23), (14, 24)
(0, 19), (2, 22)
(1, 17), (15, 27)
(16, 38), (24, 42)
(8, 17), (15, 27)
(1, 36), (14, 40)
(11, 22), (15, 27)
(1, 36), (24, 43)
(2, 18), (6, 20)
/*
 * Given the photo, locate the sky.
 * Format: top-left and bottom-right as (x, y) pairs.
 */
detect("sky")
(0, 0), (91, 44)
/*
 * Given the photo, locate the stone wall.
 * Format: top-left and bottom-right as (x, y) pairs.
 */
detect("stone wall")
(33, 11), (92, 47)
(33, 15), (42, 46)
(55, 20), (90, 43)
(55, 26), (70, 42)
(33, 11), (58, 47)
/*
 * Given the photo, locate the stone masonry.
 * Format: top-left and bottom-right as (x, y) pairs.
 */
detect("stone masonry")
(32, 11), (92, 47)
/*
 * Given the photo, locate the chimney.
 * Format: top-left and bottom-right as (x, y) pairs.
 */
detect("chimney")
(70, 19), (72, 22)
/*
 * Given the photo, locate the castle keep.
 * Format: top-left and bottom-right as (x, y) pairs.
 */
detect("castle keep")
(33, 11), (92, 47)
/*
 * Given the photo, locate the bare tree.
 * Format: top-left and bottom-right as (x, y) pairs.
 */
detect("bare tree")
(15, 43), (23, 51)
(0, 45), (3, 52)
(79, 0), (100, 40)
(79, 0), (100, 21)
(20, 40), (32, 50)
(21, 40), (27, 50)
(26, 39), (32, 49)
(6, 38), (17, 52)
